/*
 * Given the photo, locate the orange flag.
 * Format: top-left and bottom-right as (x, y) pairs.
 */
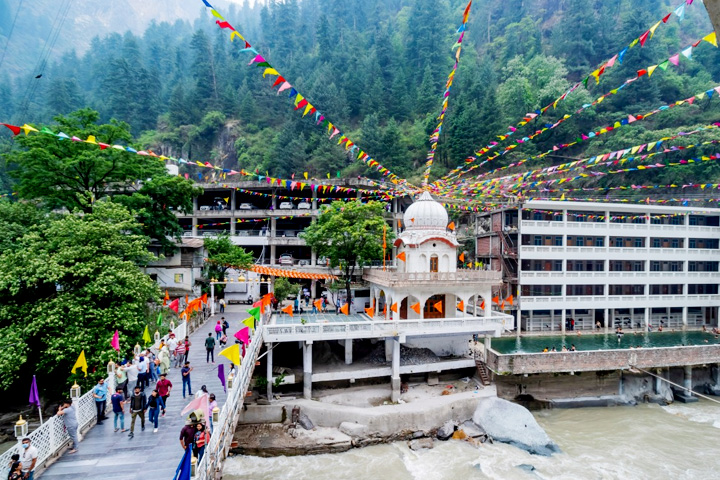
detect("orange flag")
(459, 252), (465, 263)
(505, 295), (514, 306)
(164, 290), (170, 301)
(365, 307), (374, 317)
(410, 302), (421, 314)
(480, 300), (485, 309)
(314, 299), (322, 311)
(282, 304), (293, 317)
(457, 300), (464, 311)
(447, 221), (455, 231)
(434, 301), (443, 314)
(383, 305), (387, 315)
(390, 303), (398, 313)
(500, 301), (505, 310)
(397, 251), (407, 262)
(200, 293), (208, 304)
(340, 303), (349, 315)
(492, 296), (500, 304)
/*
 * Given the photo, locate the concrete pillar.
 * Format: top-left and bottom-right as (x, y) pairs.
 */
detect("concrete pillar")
(712, 364), (720, 385)
(385, 338), (393, 362)
(210, 283), (215, 316)
(550, 310), (555, 332)
(684, 365), (693, 397)
(375, 294), (380, 317)
(266, 342), (273, 400)
(344, 339), (353, 365)
(270, 244), (277, 265)
(230, 189), (236, 211)
(483, 290), (492, 318)
(645, 307), (650, 330)
(682, 306), (688, 330)
(270, 217), (277, 237)
(303, 341), (313, 399)
(230, 217), (236, 235)
(391, 337), (401, 403)
(311, 280), (317, 299)
(654, 368), (663, 395)
(312, 189), (318, 210)
(193, 196), (198, 212)
(561, 309), (566, 334)
(271, 193), (277, 210)
(311, 249), (317, 266)
(192, 216), (198, 237)
(605, 308), (610, 333)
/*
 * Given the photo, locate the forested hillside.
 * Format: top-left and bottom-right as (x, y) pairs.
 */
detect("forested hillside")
(2, 0), (720, 195)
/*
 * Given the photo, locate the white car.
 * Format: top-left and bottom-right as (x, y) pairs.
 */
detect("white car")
(199, 205), (211, 211)
(297, 201), (311, 209)
(279, 254), (294, 265)
(238, 203), (255, 210)
(279, 201), (295, 209)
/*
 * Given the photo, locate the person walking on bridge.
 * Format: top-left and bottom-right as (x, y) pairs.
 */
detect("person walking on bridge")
(128, 386), (147, 439)
(92, 377), (108, 425)
(174, 341), (186, 368)
(181, 361), (193, 398)
(156, 373), (172, 416)
(147, 389), (165, 433)
(205, 333), (216, 364)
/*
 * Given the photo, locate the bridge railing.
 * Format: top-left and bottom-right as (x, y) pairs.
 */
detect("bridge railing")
(0, 374), (116, 476)
(195, 317), (264, 480)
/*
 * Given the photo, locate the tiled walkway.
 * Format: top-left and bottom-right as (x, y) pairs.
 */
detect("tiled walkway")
(40, 306), (250, 479)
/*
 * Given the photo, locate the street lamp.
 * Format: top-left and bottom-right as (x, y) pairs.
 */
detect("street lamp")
(227, 372), (235, 390)
(107, 361), (116, 376)
(133, 343), (141, 356)
(154, 330), (161, 343)
(70, 383), (81, 400)
(212, 407), (220, 424)
(14, 415), (28, 439)
(170, 320), (176, 330)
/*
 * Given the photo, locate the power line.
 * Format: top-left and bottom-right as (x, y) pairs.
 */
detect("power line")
(0, 0), (25, 71)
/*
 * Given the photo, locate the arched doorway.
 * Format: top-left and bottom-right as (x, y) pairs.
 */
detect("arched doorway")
(424, 294), (445, 319)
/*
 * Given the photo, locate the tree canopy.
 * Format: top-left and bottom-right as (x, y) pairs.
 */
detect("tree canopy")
(301, 200), (393, 305)
(0, 200), (160, 393)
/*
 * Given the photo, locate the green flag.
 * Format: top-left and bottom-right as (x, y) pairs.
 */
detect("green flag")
(142, 325), (152, 344)
(157, 312), (163, 326)
(248, 306), (260, 320)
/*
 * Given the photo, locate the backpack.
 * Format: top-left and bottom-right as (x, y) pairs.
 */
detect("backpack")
(215, 323), (222, 332)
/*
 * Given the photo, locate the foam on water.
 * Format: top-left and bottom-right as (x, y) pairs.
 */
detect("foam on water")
(225, 403), (720, 480)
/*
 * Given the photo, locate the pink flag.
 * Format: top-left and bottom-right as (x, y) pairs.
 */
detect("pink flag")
(668, 54), (680, 66)
(111, 330), (120, 352)
(234, 327), (250, 345)
(181, 392), (209, 416)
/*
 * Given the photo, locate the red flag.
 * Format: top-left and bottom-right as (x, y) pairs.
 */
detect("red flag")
(168, 298), (179, 313)
(1, 123), (21, 135)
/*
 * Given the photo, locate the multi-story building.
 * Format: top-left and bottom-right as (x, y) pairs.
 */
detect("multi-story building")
(476, 200), (720, 334)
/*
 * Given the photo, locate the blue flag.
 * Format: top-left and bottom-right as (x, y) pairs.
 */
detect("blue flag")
(174, 445), (193, 480)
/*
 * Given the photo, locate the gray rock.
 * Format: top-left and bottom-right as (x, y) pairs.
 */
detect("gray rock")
(297, 412), (314, 430)
(436, 420), (455, 441)
(411, 431), (425, 439)
(408, 438), (434, 451)
(338, 422), (369, 437)
(516, 464), (535, 472)
(459, 420), (485, 438)
(472, 397), (560, 456)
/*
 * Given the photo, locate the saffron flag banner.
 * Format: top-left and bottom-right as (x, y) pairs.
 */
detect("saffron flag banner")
(282, 304), (293, 317)
(71, 350), (88, 377)
(340, 303), (349, 315)
(410, 302), (421, 314)
(365, 307), (374, 317)
(219, 344), (242, 366)
(397, 251), (407, 262)
(391, 303), (398, 313)
(434, 301), (443, 314)
(457, 300), (465, 312)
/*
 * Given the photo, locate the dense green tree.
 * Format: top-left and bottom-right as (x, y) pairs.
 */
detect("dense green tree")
(0, 200), (160, 393)
(203, 234), (254, 283)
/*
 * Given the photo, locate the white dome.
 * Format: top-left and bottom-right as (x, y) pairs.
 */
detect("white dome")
(403, 191), (449, 230)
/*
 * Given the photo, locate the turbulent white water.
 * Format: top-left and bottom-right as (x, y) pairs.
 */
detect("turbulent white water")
(224, 400), (720, 480)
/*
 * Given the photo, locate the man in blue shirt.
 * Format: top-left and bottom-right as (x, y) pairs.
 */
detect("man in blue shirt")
(92, 378), (108, 425)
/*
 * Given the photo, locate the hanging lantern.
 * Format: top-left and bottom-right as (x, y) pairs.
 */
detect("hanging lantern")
(212, 407), (220, 424)
(70, 383), (81, 400)
(14, 415), (28, 439)
(154, 330), (161, 343)
(170, 320), (176, 330)
(133, 343), (141, 356)
(107, 361), (116, 375)
(227, 373), (235, 390)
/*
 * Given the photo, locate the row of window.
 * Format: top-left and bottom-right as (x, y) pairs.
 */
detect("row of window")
(521, 284), (720, 296)
(521, 235), (720, 249)
(521, 211), (719, 226)
(522, 260), (720, 272)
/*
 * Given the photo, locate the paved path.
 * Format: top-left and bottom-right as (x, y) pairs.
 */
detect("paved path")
(41, 305), (250, 479)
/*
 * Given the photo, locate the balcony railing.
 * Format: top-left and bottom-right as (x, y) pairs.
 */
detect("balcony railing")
(363, 268), (501, 286)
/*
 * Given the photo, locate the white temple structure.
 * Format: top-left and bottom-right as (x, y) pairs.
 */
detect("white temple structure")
(366, 191), (500, 320)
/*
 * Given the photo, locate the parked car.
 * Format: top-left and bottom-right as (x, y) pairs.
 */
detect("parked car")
(298, 259), (310, 266)
(279, 253), (294, 265)
(279, 201), (295, 209)
(297, 201), (311, 209)
(238, 203), (255, 210)
(199, 205), (211, 211)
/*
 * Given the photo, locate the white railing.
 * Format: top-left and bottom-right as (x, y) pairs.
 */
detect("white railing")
(195, 319), (264, 480)
(0, 374), (115, 475)
(363, 268), (501, 285)
(264, 314), (513, 342)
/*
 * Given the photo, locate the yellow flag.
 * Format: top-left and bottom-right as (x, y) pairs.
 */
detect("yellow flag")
(142, 325), (152, 344)
(703, 32), (718, 48)
(223, 197), (229, 204)
(219, 344), (242, 366)
(72, 350), (88, 377)
(303, 172), (308, 179)
(242, 317), (255, 332)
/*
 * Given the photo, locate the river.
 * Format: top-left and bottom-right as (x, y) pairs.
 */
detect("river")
(224, 400), (720, 479)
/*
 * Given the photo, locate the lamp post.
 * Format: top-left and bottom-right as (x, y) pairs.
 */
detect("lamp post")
(70, 383), (81, 400)
(14, 415), (28, 440)
(133, 343), (141, 357)
(154, 330), (161, 344)
(107, 361), (116, 376)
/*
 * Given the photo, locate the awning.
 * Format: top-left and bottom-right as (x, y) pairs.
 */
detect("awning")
(250, 265), (338, 280)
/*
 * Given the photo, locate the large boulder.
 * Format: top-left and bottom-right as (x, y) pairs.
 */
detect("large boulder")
(472, 397), (559, 456)
(339, 422), (369, 438)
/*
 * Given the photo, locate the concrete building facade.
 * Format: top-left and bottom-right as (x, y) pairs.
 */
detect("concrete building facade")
(476, 200), (720, 334)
